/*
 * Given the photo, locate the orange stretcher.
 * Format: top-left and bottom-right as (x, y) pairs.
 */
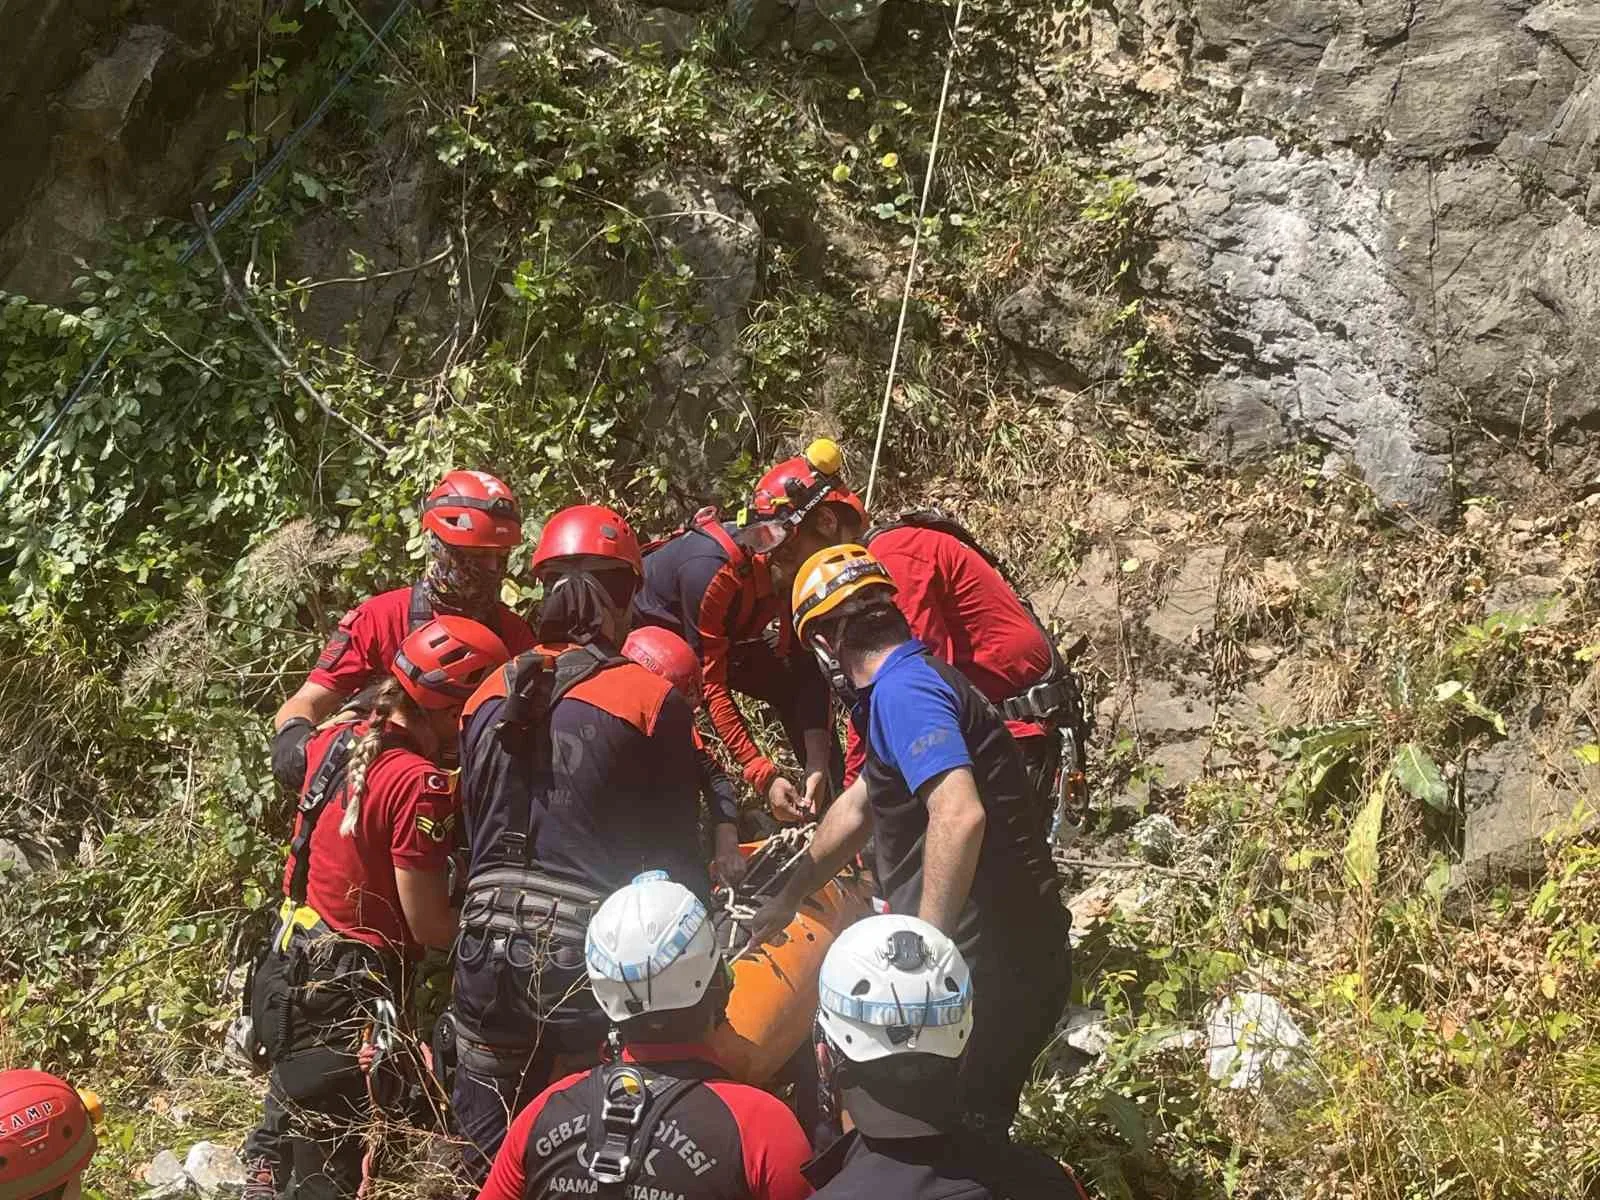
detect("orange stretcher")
(709, 861), (875, 1084)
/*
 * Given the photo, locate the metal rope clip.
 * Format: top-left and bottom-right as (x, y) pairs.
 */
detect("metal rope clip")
(586, 1065), (649, 1184)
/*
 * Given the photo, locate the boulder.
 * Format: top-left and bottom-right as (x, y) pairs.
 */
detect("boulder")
(726, 0), (886, 59)
(623, 8), (703, 57)
(994, 282), (1119, 386)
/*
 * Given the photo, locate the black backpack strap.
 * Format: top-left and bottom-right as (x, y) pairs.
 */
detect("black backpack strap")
(407, 581), (433, 634)
(287, 726), (358, 906)
(492, 647), (628, 866)
(581, 1062), (711, 1190)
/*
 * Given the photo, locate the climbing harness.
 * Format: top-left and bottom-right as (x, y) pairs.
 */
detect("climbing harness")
(0, 0), (418, 507)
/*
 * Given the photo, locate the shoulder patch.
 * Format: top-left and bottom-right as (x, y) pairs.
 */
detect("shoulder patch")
(416, 811), (458, 843)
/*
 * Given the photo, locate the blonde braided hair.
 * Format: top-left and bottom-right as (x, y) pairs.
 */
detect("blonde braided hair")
(338, 679), (413, 838)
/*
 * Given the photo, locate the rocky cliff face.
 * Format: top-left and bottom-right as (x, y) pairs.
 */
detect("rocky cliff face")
(0, 1), (260, 301)
(5, 0), (1597, 512)
(1080, 0), (1600, 512)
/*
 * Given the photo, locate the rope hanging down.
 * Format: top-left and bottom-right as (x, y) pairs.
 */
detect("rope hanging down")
(863, 0), (967, 512)
(0, 0), (416, 508)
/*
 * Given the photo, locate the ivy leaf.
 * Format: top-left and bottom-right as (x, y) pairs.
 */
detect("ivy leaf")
(1344, 783), (1385, 890)
(831, 163), (851, 183)
(1392, 743), (1448, 812)
(1575, 743), (1600, 765)
(880, 152), (899, 169)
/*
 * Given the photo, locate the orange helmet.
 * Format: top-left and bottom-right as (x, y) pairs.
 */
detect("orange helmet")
(0, 1070), (98, 1200)
(791, 544), (897, 642)
(421, 471), (523, 549)
(392, 616), (511, 710)
(738, 439), (866, 554)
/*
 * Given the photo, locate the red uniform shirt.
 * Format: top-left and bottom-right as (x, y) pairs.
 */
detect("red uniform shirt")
(308, 585), (536, 694)
(283, 721), (459, 955)
(476, 1043), (814, 1200)
(845, 525), (1052, 783)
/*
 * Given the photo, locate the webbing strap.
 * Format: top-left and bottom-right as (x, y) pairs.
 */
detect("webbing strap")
(582, 1063), (713, 1190)
(407, 581), (432, 634)
(495, 646), (628, 865)
(287, 727), (357, 906)
(693, 509), (760, 635)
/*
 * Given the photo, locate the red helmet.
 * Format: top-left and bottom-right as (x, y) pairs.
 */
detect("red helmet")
(531, 505), (643, 577)
(392, 616), (511, 710)
(739, 438), (867, 553)
(623, 626), (703, 708)
(421, 470), (523, 550)
(0, 1070), (97, 1200)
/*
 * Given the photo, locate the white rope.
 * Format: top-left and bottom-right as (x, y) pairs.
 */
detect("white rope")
(863, 0), (968, 512)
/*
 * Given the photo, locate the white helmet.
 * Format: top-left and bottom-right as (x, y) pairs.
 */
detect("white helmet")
(817, 914), (973, 1063)
(585, 872), (723, 1024)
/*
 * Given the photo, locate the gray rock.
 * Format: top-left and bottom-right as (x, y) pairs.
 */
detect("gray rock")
(473, 38), (521, 93)
(633, 170), (762, 454)
(994, 282), (1119, 386)
(1128, 678), (1215, 737)
(183, 1142), (247, 1195)
(1144, 546), (1227, 646)
(623, 9), (702, 57)
(1130, 0), (1600, 510)
(1030, 546), (1119, 649)
(1455, 735), (1600, 892)
(726, 0), (885, 59)
(144, 1150), (193, 1198)
(1130, 813), (1181, 864)
(0, 839), (33, 879)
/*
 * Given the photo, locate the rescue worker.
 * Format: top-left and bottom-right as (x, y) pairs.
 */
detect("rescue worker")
(622, 625), (748, 885)
(245, 617), (511, 1200)
(804, 916), (1088, 1199)
(631, 469), (845, 822)
(737, 442), (1080, 837)
(0, 1070), (101, 1200)
(270, 470), (536, 791)
(751, 545), (1070, 1139)
(451, 505), (710, 1181)
(473, 872), (814, 1200)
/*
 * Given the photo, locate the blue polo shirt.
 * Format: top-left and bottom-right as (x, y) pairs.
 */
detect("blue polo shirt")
(850, 641), (1063, 972)
(856, 640), (975, 794)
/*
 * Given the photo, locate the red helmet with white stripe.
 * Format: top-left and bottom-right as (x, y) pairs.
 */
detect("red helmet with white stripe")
(421, 470), (523, 549)
(0, 1070), (98, 1200)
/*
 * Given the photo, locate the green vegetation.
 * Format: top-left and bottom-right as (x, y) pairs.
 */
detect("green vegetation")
(2, 2), (1596, 1198)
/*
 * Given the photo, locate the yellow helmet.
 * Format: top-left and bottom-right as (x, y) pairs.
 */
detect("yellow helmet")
(791, 544), (898, 642)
